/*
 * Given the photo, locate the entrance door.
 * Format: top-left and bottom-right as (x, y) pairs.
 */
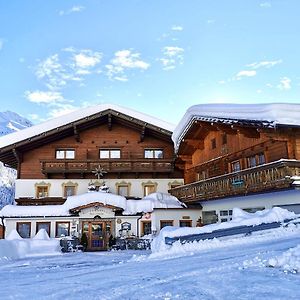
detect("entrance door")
(83, 221), (112, 251)
(90, 223), (105, 251)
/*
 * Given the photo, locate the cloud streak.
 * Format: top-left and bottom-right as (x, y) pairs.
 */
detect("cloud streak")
(59, 5), (85, 16)
(160, 46), (184, 70)
(106, 50), (150, 81)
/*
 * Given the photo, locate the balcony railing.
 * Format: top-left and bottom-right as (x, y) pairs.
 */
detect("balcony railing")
(169, 159), (300, 203)
(41, 159), (174, 175)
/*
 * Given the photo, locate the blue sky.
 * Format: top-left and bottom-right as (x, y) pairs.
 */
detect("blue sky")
(0, 0), (299, 125)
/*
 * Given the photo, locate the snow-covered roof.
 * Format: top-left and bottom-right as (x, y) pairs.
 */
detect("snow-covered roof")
(0, 192), (184, 217)
(172, 103), (300, 152)
(0, 103), (175, 149)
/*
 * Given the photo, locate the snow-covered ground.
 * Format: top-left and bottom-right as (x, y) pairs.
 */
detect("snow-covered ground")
(0, 224), (300, 300)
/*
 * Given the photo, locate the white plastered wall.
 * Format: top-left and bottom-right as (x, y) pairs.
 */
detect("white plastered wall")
(15, 178), (184, 199)
(200, 189), (300, 222)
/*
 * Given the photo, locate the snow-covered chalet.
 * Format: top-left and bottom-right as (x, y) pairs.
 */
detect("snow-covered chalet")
(169, 103), (300, 224)
(0, 104), (201, 249)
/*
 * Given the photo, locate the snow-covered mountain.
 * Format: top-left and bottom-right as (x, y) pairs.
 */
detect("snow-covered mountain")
(0, 111), (32, 136)
(0, 111), (32, 208)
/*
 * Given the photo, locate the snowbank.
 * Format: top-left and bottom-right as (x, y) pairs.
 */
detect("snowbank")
(268, 244), (300, 273)
(172, 103), (300, 151)
(0, 229), (61, 261)
(0, 192), (184, 217)
(151, 207), (297, 253)
(124, 192), (185, 215)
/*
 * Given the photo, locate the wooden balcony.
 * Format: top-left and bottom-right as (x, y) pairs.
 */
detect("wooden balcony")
(41, 159), (174, 175)
(169, 159), (300, 203)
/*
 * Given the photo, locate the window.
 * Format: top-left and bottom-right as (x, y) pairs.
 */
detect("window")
(141, 221), (151, 236)
(17, 222), (31, 238)
(56, 149), (75, 159)
(179, 220), (192, 227)
(117, 185), (129, 197)
(36, 222), (51, 236)
(231, 160), (241, 172)
(56, 222), (70, 237)
(202, 211), (218, 225)
(144, 149), (163, 159)
(99, 149), (121, 159)
(160, 220), (174, 229)
(144, 184), (156, 196)
(211, 138), (216, 149)
(222, 133), (227, 145)
(64, 186), (76, 197)
(219, 210), (233, 222)
(247, 156), (257, 168)
(36, 186), (49, 198)
(258, 153), (266, 165)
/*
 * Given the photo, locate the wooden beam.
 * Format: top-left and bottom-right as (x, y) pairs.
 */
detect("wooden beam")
(73, 124), (80, 142)
(108, 113), (112, 131)
(140, 124), (147, 142)
(231, 126), (260, 138)
(184, 138), (204, 150)
(178, 155), (192, 164)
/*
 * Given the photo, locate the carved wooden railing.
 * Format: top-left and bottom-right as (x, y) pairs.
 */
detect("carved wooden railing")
(41, 159), (174, 174)
(169, 159), (300, 203)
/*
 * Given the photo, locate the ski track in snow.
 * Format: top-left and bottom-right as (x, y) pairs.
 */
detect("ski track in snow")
(1, 231), (300, 300)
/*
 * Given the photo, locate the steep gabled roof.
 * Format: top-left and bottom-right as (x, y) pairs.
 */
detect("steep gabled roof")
(0, 104), (175, 149)
(172, 103), (300, 152)
(0, 104), (175, 167)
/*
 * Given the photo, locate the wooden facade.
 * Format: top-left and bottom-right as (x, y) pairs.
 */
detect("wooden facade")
(170, 119), (300, 203)
(0, 108), (182, 204)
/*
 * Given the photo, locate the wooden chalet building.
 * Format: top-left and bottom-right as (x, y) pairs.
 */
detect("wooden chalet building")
(0, 104), (203, 248)
(169, 103), (300, 224)
(0, 104), (183, 203)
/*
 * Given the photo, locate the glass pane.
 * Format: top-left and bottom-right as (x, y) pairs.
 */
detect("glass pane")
(56, 150), (65, 159)
(118, 185), (128, 196)
(161, 221), (173, 228)
(144, 185), (156, 196)
(143, 222), (151, 235)
(154, 150), (163, 158)
(37, 223), (50, 235)
(92, 224), (103, 236)
(100, 150), (110, 158)
(258, 153), (265, 165)
(144, 150), (153, 158)
(232, 161), (241, 172)
(57, 223), (69, 237)
(248, 156), (256, 168)
(110, 150), (120, 158)
(83, 223), (89, 233)
(18, 223), (30, 238)
(179, 221), (191, 227)
(65, 186), (75, 197)
(65, 150), (75, 159)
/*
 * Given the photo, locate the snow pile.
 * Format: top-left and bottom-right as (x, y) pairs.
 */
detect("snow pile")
(124, 192), (185, 215)
(268, 244), (300, 273)
(151, 207), (297, 253)
(0, 192), (184, 217)
(0, 229), (60, 261)
(172, 103), (300, 151)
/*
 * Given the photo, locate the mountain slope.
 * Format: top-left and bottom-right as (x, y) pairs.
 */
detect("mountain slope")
(0, 111), (32, 208)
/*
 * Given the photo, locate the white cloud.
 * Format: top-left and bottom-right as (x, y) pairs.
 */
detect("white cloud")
(207, 19), (216, 24)
(277, 77), (291, 90)
(25, 90), (64, 104)
(59, 5), (85, 16)
(48, 104), (78, 118)
(236, 70), (257, 79)
(247, 59), (282, 69)
(73, 51), (102, 69)
(260, 2), (271, 8)
(160, 46), (184, 71)
(171, 25), (183, 31)
(35, 49), (102, 89)
(106, 50), (150, 81)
